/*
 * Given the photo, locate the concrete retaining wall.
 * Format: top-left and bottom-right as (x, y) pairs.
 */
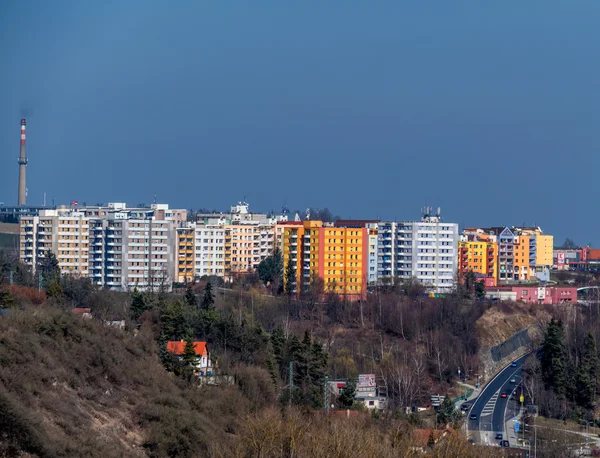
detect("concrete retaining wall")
(479, 325), (541, 380)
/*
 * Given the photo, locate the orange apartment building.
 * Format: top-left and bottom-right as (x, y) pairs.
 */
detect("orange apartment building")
(282, 221), (368, 300)
(457, 238), (498, 286)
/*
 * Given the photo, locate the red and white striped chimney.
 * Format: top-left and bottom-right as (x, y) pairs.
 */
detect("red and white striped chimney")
(17, 118), (28, 206)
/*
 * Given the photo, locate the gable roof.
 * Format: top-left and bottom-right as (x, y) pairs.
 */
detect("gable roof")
(167, 341), (207, 356)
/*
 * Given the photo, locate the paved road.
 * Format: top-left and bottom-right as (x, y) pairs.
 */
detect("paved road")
(467, 353), (530, 446)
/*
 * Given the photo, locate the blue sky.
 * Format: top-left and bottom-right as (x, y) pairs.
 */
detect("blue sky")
(1, 1), (599, 245)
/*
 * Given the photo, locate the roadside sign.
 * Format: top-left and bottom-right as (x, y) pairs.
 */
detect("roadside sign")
(515, 422), (520, 433)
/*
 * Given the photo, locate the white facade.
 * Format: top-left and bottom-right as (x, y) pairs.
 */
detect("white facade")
(194, 223), (225, 278)
(89, 214), (176, 291)
(377, 210), (459, 293)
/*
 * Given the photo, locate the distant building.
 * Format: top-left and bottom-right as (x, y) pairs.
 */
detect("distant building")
(20, 209), (90, 277)
(486, 286), (577, 304)
(465, 226), (553, 284)
(20, 203), (182, 292)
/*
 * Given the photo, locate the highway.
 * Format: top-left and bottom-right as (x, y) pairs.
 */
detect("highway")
(467, 353), (530, 446)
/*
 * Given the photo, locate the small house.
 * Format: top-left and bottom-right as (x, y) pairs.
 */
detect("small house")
(72, 308), (92, 319)
(166, 340), (213, 376)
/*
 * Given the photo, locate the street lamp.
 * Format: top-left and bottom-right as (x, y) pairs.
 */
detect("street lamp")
(581, 420), (592, 450)
(523, 439), (531, 457)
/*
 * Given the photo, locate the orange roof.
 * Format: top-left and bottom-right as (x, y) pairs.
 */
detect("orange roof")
(73, 308), (91, 314)
(412, 427), (456, 448)
(166, 341), (207, 356)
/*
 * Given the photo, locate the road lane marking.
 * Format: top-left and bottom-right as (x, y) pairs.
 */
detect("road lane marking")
(481, 392), (499, 416)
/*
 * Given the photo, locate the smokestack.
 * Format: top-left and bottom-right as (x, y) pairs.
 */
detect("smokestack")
(18, 118), (28, 206)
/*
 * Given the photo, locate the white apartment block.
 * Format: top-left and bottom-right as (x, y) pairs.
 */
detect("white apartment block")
(89, 213), (176, 291)
(20, 203), (181, 292)
(20, 210), (90, 277)
(194, 223), (225, 279)
(377, 209), (459, 293)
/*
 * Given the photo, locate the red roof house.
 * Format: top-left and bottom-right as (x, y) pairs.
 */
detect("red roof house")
(166, 340), (212, 375)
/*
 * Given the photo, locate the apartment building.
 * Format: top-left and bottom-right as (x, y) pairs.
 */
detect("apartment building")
(457, 238), (498, 285)
(20, 210), (89, 276)
(224, 222), (275, 280)
(282, 221), (368, 299)
(376, 209), (458, 293)
(89, 213), (176, 291)
(82, 202), (187, 223)
(335, 220), (379, 285)
(193, 222), (225, 279)
(465, 226), (554, 284)
(20, 203), (180, 291)
(176, 224), (195, 283)
(377, 222), (395, 280)
(515, 227), (553, 282)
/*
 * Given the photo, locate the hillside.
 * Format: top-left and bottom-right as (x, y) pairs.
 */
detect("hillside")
(0, 302), (507, 458)
(0, 305), (246, 457)
(475, 301), (551, 349)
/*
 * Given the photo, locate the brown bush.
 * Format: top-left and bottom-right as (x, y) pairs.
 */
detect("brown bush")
(234, 365), (277, 412)
(7, 284), (46, 305)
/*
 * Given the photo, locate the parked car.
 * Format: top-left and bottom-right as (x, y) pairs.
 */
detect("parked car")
(511, 362), (518, 367)
(461, 403), (471, 411)
(501, 440), (510, 447)
(470, 413), (477, 420)
(495, 433), (503, 440)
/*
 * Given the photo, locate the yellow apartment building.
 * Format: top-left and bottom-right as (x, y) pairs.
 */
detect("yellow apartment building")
(176, 224), (195, 283)
(282, 221), (368, 299)
(458, 240), (498, 282)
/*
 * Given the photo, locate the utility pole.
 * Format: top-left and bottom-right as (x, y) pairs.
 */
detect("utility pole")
(323, 375), (329, 413)
(289, 361), (294, 407)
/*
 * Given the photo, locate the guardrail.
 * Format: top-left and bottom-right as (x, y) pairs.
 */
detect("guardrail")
(453, 389), (474, 404)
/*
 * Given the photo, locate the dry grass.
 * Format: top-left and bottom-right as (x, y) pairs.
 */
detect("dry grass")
(476, 302), (550, 348)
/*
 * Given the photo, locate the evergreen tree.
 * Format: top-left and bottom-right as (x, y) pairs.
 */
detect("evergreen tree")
(576, 332), (598, 408)
(201, 282), (215, 311)
(436, 394), (457, 426)
(309, 339), (328, 387)
(183, 336), (197, 366)
(540, 318), (567, 398)
(284, 259), (296, 295)
(40, 251), (61, 290)
(184, 284), (197, 309)
(130, 288), (149, 320)
(338, 378), (356, 408)
(257, 248), (283, 290)
(271, 327), (285, 367)
(474, 280), (486, 300)
(427, 431), (436, 448)
(161, 300), (188, 340)
(0, 287), (15, 308)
